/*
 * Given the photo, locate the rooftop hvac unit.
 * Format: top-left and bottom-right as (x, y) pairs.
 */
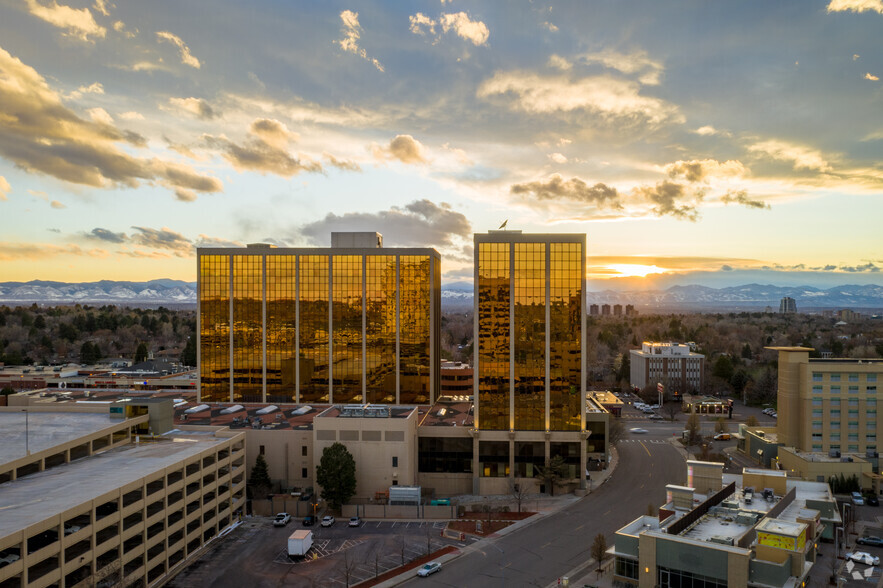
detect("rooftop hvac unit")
(255, 405), (279, 415)
(220, 404), (244, 414)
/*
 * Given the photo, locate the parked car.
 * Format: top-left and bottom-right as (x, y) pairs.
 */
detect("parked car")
(299, 488), (314, 502)
(713, 433), (731, 441)
(857, 536), (883, 547)
(630, 428), (648, 434)
(0, 553), (20, 567)
(417, 562), (442, 577)
(348, 516), (361, 527)
(867, 495), (880, 506)
(302, 515), (316, 526)
(648, 414), (665, 420)
(320, 515), (335, 527)
(847, 552), (880, 566)
(853, 492), (865, 506)
(273, 513), (291, 527)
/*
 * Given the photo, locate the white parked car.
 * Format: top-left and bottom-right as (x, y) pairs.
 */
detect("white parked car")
(273, 513), (291, 527)
(320, 515), (335, 527)
(847, 551), (880, 566)
(852, 492), (865, 506)
(417, 562), (442, 577)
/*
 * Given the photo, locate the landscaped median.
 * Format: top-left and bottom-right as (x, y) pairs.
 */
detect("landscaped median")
(352, 545), (459, 587)
(446, 511), (536, 537)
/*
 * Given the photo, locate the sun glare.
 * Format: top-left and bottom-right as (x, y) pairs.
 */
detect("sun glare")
(607, 264), (667, 278)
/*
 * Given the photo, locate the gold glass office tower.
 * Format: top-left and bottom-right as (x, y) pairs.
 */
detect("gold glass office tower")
(474, 231), (585, 432)
(198, 234), (440, 404)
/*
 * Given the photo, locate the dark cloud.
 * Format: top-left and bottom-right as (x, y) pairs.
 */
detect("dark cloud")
(510, 174), (622, 209)
(168, 97), (218, 120)
(85, 227), (127, 243)
(0, 47), (222, 199)
(203, 118), (323, 177)
(130, 226), (192, 255)
(300, 199), (470, 248)
(633, 181), (700, 221)
(665, 159), (747, 183)
(721, 264), (733, 271)
(194, 235), (243, 248)
(841, 263), (880, 273)
(721, 190), (770, 210)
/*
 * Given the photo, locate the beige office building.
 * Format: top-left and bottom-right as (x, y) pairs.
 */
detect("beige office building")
(772, 347), (882, 455)
(0, 403), (245, 588)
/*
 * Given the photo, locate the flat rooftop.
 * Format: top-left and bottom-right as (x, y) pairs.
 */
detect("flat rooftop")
(0, 432), (234, 539)
(419, 401), (473, 427)
(0, 412), (119, 466)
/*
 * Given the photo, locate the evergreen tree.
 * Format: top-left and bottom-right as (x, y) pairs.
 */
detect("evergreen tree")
(249, 454), (272, 499)
(181, 337), (196, 367)
(316, 442), (357, 510)
(134, 342), (149, 363)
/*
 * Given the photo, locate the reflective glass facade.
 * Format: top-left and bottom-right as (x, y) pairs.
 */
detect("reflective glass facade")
(477, 242), (510, 431)
(198, 246), (439, 404)
(199, 255), (230, 402)
(475, 234), (585, 431)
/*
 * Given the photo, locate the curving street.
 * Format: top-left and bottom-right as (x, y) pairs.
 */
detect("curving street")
(400, 427), (687, 587)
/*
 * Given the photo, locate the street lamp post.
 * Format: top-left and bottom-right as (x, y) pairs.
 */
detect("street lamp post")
(23, 409), (29, 456)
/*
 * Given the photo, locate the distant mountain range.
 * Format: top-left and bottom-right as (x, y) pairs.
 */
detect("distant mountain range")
(2, 280), (882, 312)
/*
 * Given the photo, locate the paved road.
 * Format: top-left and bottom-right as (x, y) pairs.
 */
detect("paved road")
(401, 429), (687, 588)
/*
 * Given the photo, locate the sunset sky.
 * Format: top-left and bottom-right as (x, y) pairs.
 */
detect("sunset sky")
(0, 1), (881, 289)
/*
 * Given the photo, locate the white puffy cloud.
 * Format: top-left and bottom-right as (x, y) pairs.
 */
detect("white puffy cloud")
(50, 200), (66, 209)
(156, 31), (201, 69)
(439, 12), (489, 45)
(336, 10), (384, 72)
(547, 54), (572, 70)
(372, 134), (428, 164)
(477, 71), (682, 126)
(748, 139), (832, 172)
(87, 107), (114, 125)
(202, 118), (323, 177)
(24, 0), (106, 42)
(692, 125), (731, 137)
(0, 176), (10, 201)
(543, 22), (559, 32)
(580, 49), (664, 85)
(865, 72), (880, 81)
(66, 82), (104, 100)
(548, 152), (568, 164)
(119, 111), (144, 120)
(409, 11), (489, 46)
(827, 0), (883, 14)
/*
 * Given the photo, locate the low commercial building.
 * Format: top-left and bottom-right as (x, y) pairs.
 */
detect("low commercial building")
(682, 394), (731, 415)
(0, 402), (246, 588)
(611, 463), (839, 588)
(776, 446), (873, 488)
(737, 425), (784, 469)
(630, 342), (705, 395)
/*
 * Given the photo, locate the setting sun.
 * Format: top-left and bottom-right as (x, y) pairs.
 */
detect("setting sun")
(607, 264), (668, 278)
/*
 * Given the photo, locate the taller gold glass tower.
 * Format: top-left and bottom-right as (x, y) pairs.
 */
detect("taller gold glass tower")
(198, 234), (440, 404)
(474, 231), (585, 431)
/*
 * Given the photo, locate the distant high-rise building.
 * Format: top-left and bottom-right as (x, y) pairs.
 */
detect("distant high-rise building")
(779, 296), (797, 314)
(601, 303), (611, 316)
(197, 233), (441, 404)
(589, 303), (600, 316)
(613, 304), (623, 317)
(625, 304), (636, 316)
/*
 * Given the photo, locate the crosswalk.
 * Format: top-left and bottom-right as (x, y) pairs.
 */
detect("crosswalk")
(620, 439), (668, 444)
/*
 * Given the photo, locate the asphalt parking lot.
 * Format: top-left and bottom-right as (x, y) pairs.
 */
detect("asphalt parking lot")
(167, 516), (465, 587)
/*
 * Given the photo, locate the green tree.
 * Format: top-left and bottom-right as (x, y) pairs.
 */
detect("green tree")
(1, 387), (16, 396)
(730, 370), (751, 397)
(33, 315), (46, 329)
(712, 355), (734, 382)
(134, 342), (149, 363)
(741, 343), (753, 359)
(249, 454), (272, 499)
(181, 337), (196, 367)
(316, 442), (357, 510)
(535, 455), (569, 496)
(746, 367), (777, 406)
(591, 533), (607, 576)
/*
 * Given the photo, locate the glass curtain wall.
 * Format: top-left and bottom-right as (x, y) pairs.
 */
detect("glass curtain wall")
(199, 255), (230, 402)
(514, 243), (546, 430)
(266, 255), (296, 402)
(332, 255), (362, 403)
(478, 243), (510, 430)
(400, 256), (431, 404)
(299, 256), (329, 403)
(232, 255), (263, 402)
(366, 255), (397, 403)
(549, 243), (582, 430)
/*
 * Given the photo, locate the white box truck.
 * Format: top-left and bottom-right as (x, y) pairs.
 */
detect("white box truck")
(287, 529), (313, 558)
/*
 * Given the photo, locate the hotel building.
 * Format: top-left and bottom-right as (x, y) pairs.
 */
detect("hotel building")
(472, 231), (588, 493)
(198, 233), (441, 406)
(630, 342), (705, 395)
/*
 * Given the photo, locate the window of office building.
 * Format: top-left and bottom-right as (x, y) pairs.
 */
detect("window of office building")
(831, 398), (841, 407)
(399, 255), (431, 404)
(850, 374), (860, 382)
(850, 386), (859, 394)
(418, 437), (473, 474)
(232, 255), (263, 402)
(477, 243), (510, 430)
(869, 374), (878, 383)
(831, 374), (841, 382)
(812, 433), (823, 441)
(514, 442), (545, 478)
(831, 433), (841, 441)
(812, 421), (822, 430)
(849, 398), (859, 407)
(812, 409), (823, 418)
(849, 434), (859, 442)
(550, 442), (580, 479)
(831, 421), (840, 429)
(513, 243), (546, 431)
(615, 557), (638, 580)
(812, 373), (823, 382)
(812, 398), (823, 407)
(812, 385), (823, 394)
(849, 445), (859, 452)
(332, 255), (363, 404)
(365, 255), (397, 404)
(479, 441), (509, 477)
(266, 255), (297, 403)
(831, 386), (841, 395)
(869, 421), (877, 430)
(200, 255), (231, 402)
(549, 242), (582, 431)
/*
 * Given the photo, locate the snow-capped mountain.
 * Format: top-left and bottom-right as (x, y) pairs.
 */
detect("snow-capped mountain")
(0, 280), (197, 306)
